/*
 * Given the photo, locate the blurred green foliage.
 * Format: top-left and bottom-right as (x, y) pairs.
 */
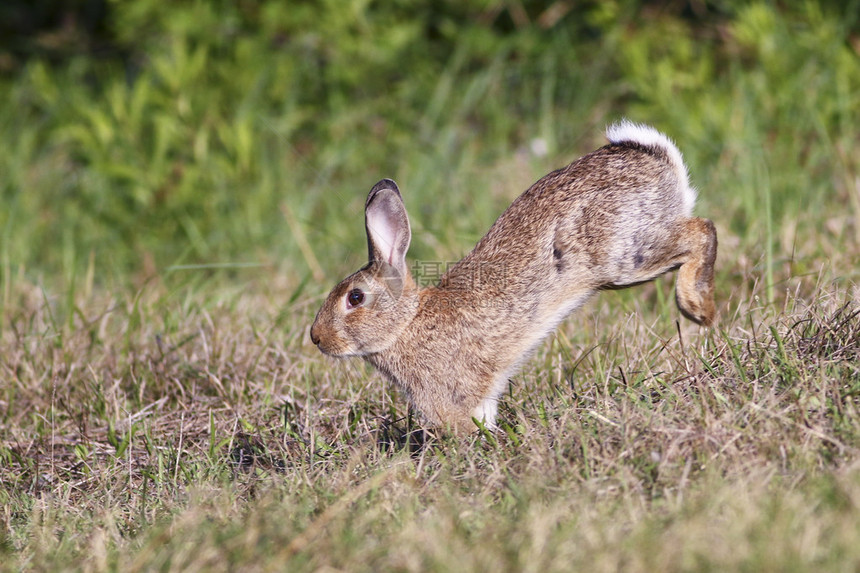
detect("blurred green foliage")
(1, 0), (859, 288)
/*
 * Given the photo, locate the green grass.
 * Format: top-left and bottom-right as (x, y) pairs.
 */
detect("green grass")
(2, 1), (860, 571)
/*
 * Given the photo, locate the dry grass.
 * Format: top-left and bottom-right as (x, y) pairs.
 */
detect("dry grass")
(1, 242), (858, 571)
(3, 3), (860, 570)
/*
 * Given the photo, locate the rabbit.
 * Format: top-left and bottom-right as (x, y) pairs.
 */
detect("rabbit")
(310, 120), (717, 434)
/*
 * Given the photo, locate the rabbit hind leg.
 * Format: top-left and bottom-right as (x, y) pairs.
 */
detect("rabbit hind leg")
(674, 217), (717, 326)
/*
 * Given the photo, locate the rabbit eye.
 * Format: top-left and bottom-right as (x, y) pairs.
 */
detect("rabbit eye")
(346, 288), (365, 308)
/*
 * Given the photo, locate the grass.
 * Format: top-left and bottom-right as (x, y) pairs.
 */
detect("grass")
(2, 272), (858, 571)
(2, 1), (860, 571)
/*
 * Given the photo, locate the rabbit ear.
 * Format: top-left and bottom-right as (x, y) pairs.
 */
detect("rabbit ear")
(365, 179), (411, 273)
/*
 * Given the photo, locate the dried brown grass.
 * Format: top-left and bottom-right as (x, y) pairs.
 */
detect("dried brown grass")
(1, 250), (858, 571)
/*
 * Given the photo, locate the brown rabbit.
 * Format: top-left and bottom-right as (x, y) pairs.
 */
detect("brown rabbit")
(310, 121), (717, 433)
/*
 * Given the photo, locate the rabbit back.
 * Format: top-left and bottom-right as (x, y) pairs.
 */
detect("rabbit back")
(444, 122), (697, 309)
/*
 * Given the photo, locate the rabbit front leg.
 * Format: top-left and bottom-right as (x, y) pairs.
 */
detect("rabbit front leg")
(471, 397), (499, 430)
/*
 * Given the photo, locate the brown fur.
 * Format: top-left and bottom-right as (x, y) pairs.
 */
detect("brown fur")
(310, 123), (717, 433)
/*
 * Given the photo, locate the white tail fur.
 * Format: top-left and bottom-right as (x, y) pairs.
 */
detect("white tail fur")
(606, 120), (696, 216)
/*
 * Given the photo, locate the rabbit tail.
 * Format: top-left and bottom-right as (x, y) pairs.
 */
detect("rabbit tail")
(606, 119), (696, 217)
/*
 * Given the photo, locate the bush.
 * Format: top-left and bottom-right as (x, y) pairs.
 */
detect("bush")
(0, 1), (858, 289)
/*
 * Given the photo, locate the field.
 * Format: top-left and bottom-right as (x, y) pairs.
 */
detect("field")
(1, 2), (860, 571)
